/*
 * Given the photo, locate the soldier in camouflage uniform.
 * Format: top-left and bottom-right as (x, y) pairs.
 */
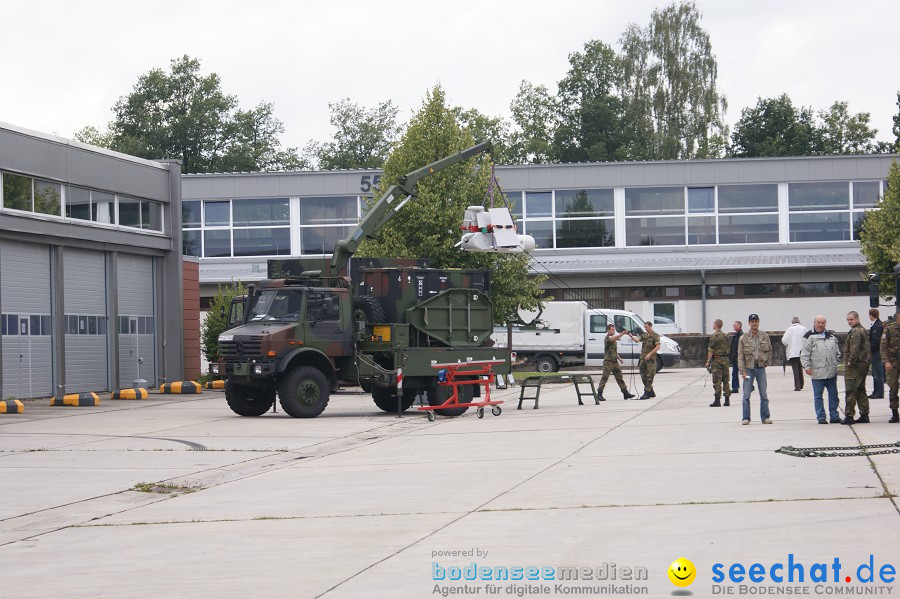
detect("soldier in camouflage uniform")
(706, 319), (732, 407)
(629, 321), (661, 400)
(598, 323), (636, 400)
(842, 311), (871, 425)
(881, 307), (900, 423)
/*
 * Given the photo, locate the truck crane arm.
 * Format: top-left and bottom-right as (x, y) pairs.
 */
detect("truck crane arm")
(329, 141), (493, 273)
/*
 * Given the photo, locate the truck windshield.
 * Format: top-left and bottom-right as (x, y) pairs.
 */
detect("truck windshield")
(248, 290), (304, 322)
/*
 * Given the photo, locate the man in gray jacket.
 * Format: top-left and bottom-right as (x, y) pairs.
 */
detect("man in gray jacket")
(800, 315), (842, 424)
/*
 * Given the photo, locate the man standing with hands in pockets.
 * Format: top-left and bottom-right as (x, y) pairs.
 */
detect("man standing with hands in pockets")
(738, 313), (773, 425)
(801, 315), (841, 424)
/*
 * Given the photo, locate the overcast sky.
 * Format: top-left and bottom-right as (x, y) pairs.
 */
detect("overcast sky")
(2, 0), (898, 156)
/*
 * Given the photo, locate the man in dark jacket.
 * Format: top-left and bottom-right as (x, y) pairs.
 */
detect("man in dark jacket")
(730, 320), (743, 393)
(869, 308), (884, 399)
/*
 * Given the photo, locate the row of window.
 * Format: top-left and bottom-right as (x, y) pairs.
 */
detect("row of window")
(557, 281), (870, 303)
(0, 171), (164, 232)
(0, 314), (155, 336)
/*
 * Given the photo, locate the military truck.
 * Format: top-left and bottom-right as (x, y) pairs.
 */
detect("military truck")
(211, 142), (513, 418)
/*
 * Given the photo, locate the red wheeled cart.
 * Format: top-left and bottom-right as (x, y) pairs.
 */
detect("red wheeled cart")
(419, 359), (505, 421)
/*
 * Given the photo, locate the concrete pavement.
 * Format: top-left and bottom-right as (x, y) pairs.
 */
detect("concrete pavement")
(1, 368), (898, 598)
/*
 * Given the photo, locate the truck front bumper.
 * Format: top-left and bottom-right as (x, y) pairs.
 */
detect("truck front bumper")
(211, 359), (276, 378)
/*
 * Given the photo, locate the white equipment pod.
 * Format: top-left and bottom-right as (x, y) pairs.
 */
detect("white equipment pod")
(458, 206), (536, 254)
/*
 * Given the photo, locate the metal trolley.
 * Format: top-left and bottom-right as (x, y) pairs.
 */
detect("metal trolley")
(419, 359), (505, 421)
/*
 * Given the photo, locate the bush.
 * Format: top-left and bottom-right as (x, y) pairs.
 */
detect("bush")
(201, 282), (245, 363)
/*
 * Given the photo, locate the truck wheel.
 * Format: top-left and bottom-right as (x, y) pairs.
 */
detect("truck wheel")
(372, 387), (417, 412)
(278, 366), (330, 418)
(353, 295), (387, 323)
(426, 380), (473, 417)
(656, 355), (664, 372)
(225, 381), (275, 416)
(535, 355), (559, 373)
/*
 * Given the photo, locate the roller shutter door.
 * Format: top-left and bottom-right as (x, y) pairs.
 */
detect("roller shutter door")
(1, 240), (53, 398)
(64, 248), (109, 393)
(117, 254), (156, 388)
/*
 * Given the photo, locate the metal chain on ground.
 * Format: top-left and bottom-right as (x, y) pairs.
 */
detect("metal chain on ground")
(776, 441), (900, 458)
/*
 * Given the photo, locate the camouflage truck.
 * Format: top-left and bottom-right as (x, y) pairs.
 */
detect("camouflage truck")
(211, 143), (512, 418)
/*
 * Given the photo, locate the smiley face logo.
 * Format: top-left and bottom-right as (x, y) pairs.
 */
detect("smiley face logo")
(668, 557), (696, 587)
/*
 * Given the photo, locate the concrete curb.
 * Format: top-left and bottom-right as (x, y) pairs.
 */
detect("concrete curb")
(159, 381), (202, 394)
(111, 388), (149, 400)
(205, 380), (225, 390)
(52, 393), (101, 407)
(0, 399), (24, 413)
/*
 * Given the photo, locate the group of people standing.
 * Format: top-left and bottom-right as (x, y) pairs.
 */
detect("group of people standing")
(708, 309), (900, 425)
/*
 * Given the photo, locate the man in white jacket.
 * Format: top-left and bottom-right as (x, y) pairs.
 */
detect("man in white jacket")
(800, 315), (842, 424)
(782, 316), (807, 391)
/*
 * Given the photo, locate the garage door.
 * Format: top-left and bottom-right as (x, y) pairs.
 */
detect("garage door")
(64, 248), (109, 393)
(117, 254), (156, 388)
(1, 240), (53, 398)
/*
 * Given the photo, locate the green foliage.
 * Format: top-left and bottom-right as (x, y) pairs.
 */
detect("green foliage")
(509, 81), (557, 164)
(201, 282), (246, 363)
(75, 56), (304, 173)
(859, 161), (900, 299)
(619, 1), (728, 159)
(357, 85), (544, 322)
(304, 99), (401, 169)
(731, 95), (887, 157)
(452, 107), (516, 165)
(730, 94), (821, 157)
(893, 92), (900, 151)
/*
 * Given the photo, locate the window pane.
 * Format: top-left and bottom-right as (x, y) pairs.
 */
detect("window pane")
(555, 189), (614, 217)
(523, 220), (553, 248)
(789, 212), (850, 242)
(554, 219), (614, 248)
(654, 303), (675, 321)
(66, 186), (92, 220)
(853, 181), (880, 208)
(301, 225), (353, 255)
(852, 211), (865, 240)
(525, 192), (552, 217)
(717, 184), (777, 213)
(67, 315), (78, 334)
(233, 228), (291, 256)
(34, 180), (61, 216)
(142, 201), (163, 231)
(41, 315), (51, 336)
(505, 191), (522, 218)
(800, 283), (832, 295)
(687, 216), (716, 244)
(183, 230), (201, 257)
(182, 200), (201, 227)
(233, 198), (290, 226)
(78, 315), (87, 334)
(688, 187), (714, 213)
(718, 214), (778, 243)
(625, 217), (685, 246)
(204, 230), (231, 257)
(3, 173), (32, 211)
(780, 284), (795, 294)
(98, 317), (107, 335)
(589, 314), (607, 333)
(205, 201), (230, 226)
(625, 187), (684, 216)
(744, 284), (777, 296)
(300, 196), (357, 225)
(119, 196), (141, 228)
(788, 181), (849, 211)
(31, 315), (41, 336)
(94, 191), (115, 223)
(88, 316), (98, 335)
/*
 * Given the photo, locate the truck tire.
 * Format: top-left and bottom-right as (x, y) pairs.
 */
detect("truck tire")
(353, 295), (387, 324)
(656, 355), (664, 372)
(225, 381), (275, 416)
(372, 387), (417, 412)
(426, 378), (474, 417)
(278, 366), (330, 418)
(534, 354), (559, 373)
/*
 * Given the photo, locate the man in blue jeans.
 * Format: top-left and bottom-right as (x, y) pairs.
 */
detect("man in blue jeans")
(800, 315), (842, 424)
(737, 313), (772, 424)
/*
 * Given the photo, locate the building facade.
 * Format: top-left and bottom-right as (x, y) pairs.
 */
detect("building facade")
(0, 122), (184, 398)
(182, 154), (894, 335)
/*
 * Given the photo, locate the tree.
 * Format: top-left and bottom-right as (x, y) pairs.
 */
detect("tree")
(730, 94), (821, 157)
(451, 107), (515, 165)
(201, 282), (246, 364)
(357, 85), (544, 321)
(619, 1), (728, 159)
(859, 161), (900, 299)
(553, 40), (633, 163)
(509, 80), (557, 164)
(75, 55), (303, 173)
(893, 91), (900, 151)
(303, 99), (401, 170)
(818, 101), (881, 155)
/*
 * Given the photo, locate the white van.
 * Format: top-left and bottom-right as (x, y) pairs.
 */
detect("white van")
(492, 302), (681, 372)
